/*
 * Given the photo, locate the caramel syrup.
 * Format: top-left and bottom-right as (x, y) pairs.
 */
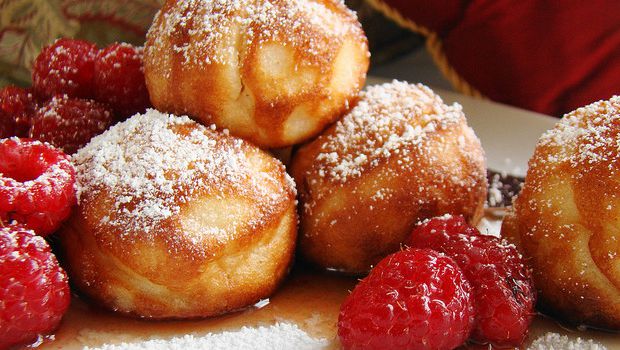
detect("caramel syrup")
(35, 267), (356, 349)
(32, 265), (620, 350)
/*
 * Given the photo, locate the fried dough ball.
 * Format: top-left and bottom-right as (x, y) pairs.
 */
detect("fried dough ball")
(144, 0), (370, 148)
(502, 96), (620, 330)
(59, 109), (297, 319)
(290, 81), (487, 274)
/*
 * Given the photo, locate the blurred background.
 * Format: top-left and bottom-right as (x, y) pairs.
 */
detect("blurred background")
(2, 0), (618, 117)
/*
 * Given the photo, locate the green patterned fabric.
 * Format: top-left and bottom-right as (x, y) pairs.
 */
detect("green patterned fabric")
(0, 0), (417, 88)
(0, 0), (162, 87)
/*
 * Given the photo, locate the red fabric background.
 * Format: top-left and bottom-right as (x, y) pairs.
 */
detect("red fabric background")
(380, 0), (620, 116)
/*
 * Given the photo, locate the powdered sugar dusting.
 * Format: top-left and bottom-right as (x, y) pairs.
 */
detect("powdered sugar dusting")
(81, 322), (328, 350)
(537, 96), (620, 170)
(101, 43), (143, 63)
(486, 170), (524, 207)
(528, 332), (607, 350)
(146, 0), (365, 70)
(313, 80), (466, 184)
(72, 109), (294, 247)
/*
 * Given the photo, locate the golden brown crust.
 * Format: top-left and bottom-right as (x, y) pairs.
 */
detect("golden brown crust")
(504, 96), (620, 330)
(59, 110), (297, 318)
(291, 81), (487, 274)
(61, 203), (296, 319)
(144, 0), (370, 148)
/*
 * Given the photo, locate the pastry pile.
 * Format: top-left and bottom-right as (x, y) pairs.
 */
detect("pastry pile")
(2, 0), (618, 349)
(60, 0), (485, 316)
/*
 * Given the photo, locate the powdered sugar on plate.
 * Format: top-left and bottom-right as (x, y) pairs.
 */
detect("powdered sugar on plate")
(528, 332), (607, 350)
(81, 322), (328, 350)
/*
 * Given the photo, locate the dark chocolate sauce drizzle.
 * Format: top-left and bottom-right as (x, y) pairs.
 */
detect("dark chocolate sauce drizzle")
(486, 169), (525, 208)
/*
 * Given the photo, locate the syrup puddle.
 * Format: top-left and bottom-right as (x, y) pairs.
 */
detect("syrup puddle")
(36, 266), (356, 349)
(32, 265), (619, 350)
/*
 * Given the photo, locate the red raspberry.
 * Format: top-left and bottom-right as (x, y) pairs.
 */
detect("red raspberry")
(30, 95), (113, 154)
(406, 214), (481, 247)
(338, 248), (474, 350)
(0, 138), (76, 236)
(94, 43), (150, 120)
(0, 226), (70, 348)
(406, 215), (536, 347)
(32, 38), (99, 100)
(0, 86), (37, 138)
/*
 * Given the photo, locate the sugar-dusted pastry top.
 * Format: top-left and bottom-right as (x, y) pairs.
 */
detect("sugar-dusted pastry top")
(534, 96), (620, 169)
(309, 80), (471, 184)
(146, 0), (366, 73)
(72, 109), (295, 257)
(297, 80), (485, 212)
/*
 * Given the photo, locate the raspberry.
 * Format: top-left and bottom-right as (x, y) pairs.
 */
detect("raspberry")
(0, 226), (70, 348)
(94, 43), (150, 120)
(0, 138), (76, 236)
(30, 95), (113, 154)
(0, 86), (37, 138)
(406, 215), (536, 347)
(406, 214), (481, 248)
(338, 248), (474, 350)
(32, 38), (99, 100)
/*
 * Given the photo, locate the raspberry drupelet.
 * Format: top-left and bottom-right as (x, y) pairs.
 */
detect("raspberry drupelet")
(94, 43), (151, 121)
(32, 38), (99, 100)
(0, 138), (76, 236)
(30, 95), (114, 154)
(0, 226), (70, 348)
(0, 86), (38, 138)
